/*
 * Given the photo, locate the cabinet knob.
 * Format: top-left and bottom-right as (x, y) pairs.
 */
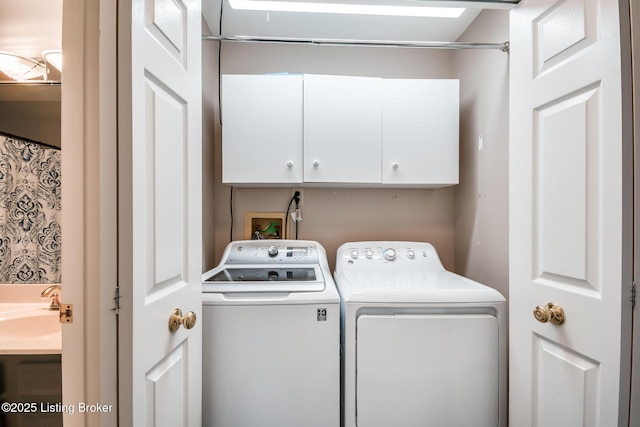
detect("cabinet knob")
(392, 162), (399, 169)
(286, 161), (294, 168)
(313, 160), (320, 167)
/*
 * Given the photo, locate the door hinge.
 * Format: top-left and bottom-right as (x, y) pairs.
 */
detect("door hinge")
(113, 286), (121, 315)
(632, 282), (636, 309)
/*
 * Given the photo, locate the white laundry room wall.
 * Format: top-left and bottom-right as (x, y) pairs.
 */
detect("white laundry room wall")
(453, 9), (510, 299)
(202, 6), (511, 284)
(210, 44), (456, 272)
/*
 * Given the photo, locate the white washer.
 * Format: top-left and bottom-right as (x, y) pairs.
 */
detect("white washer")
(202, 240), (339, 427)
(335, 241), (507, 427)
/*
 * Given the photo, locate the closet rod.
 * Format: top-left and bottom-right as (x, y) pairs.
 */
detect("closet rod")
(203, 35), (509, 52)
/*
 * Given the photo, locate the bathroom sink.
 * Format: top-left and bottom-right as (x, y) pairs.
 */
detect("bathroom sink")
(0, 304), (62, 354)
(0, 311), (60, 340)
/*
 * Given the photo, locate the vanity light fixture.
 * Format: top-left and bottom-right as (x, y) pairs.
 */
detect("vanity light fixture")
(228, 0), (466, 18)
(0, 51), (46, 82)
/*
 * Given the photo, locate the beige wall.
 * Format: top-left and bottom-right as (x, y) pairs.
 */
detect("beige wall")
(204, 43), (458, 272)
(453, 10), (510, 298)
(202, 11), (511, 282)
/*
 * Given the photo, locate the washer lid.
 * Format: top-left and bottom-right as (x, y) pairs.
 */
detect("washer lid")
(335, 270), (505, 303)
(203, 265), (325, 293)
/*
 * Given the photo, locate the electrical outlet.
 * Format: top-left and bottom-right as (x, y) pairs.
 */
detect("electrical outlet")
(292, 188), (303, 206)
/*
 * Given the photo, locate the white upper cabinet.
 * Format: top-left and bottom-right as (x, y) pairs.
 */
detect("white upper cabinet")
(382, 79), (459, 186)
(222, 74), (303, 184)
(221, 74), (458, 187)
(303, 74), (382, 184)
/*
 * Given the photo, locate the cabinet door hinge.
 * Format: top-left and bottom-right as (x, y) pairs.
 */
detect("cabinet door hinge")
(113, 286), (121, 315)
(632, 282), (636, 309)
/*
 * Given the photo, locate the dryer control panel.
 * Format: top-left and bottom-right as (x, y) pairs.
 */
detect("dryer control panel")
(336, 241), (444, 272)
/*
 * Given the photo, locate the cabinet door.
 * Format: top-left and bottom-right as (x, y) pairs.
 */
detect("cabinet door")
(382, 79), (459, 186)
(222, 74), (303, 184)
(304, 74), (382, 184)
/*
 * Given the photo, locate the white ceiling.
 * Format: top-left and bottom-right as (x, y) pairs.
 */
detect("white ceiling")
(203, 0), (517, 42)
(4, 0), (473, 62)
(0, 0), (62, 59)
(0, 0), (512, 62)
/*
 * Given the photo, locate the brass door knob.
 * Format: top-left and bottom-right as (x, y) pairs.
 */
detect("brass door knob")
(533, 302), (565, 325)
(168, 308), (197, 332)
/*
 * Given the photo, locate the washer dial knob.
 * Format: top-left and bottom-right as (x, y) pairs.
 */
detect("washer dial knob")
(407, 250), (415, 259)
(383, 248), (397, 261)
(268, 246), (279, 257)
(365, 249), (374, 259)
(350, 250), (359, 259)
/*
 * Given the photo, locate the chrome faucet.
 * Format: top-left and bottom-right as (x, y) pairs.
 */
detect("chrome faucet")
(41, 285), (62, 311)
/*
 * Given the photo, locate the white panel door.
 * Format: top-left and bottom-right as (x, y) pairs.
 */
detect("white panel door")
(119, 0), (202, 425)
(304, 74), (382, 183)
(382, 79), (459, 186)
(222, 74), (303, 184)
(509, 0), (632, 425)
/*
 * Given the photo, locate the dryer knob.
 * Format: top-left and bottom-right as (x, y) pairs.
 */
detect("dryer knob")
(383, 248), (397, 261)
(268, 246), (279, 257)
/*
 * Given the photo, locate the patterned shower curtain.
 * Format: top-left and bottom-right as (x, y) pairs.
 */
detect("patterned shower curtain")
(0, 135), (62, 283)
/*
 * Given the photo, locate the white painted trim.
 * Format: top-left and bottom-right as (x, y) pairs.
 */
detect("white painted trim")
(61, 0), (118, 425)
(619, 0), (635, 424)
(629, 0), (640, 422)
(116, 0), (134, 422)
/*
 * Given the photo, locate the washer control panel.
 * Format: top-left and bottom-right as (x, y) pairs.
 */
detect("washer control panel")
(223, 241), (318, 264)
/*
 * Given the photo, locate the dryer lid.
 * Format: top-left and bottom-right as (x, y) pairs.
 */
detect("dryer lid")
(335, 270), (505, 303)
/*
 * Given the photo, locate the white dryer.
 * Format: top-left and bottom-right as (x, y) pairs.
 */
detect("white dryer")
(334, 241), (507, 427)
(202, 240), (339, 427)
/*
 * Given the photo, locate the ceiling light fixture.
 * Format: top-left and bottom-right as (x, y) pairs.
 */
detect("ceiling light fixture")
(228, 0), (465, 18)
(0, 52), (46, 82)
(42, 50), (62, 82)
(43, 50), (62, 72)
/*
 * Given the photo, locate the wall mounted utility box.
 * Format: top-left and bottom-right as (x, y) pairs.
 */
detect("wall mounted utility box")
(221, 74), (459, 188)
